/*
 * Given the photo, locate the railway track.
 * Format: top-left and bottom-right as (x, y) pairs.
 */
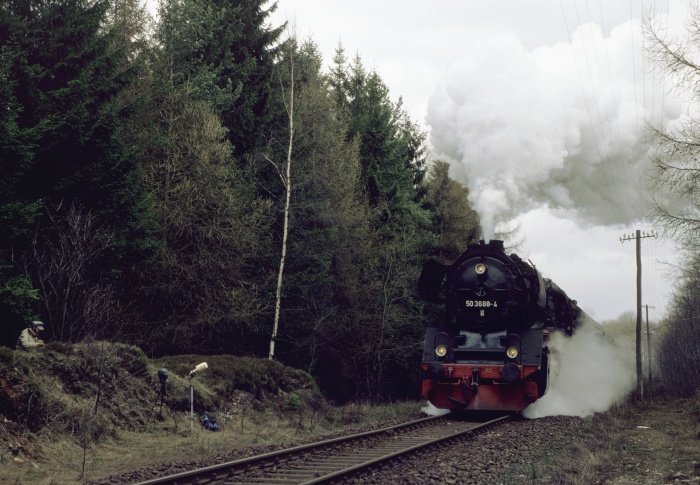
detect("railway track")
(133, 414), (510, 485)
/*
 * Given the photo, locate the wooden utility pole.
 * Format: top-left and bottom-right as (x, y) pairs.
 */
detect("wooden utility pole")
(620, 229), (657, 400)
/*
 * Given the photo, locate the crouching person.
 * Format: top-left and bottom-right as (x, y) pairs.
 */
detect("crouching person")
(16, 321), (45, 351)
(201, 413), (222, 431)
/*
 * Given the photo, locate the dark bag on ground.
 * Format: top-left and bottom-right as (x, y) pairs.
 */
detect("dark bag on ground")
(201, 412), (221, 431)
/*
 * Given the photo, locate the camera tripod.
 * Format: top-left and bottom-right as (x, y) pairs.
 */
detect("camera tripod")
(149, 381), (178, 430)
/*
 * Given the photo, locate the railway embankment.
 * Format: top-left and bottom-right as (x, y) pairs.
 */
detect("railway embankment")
(1, 342), (698, 484)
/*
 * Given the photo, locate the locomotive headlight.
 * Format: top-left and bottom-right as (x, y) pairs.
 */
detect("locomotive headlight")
(475, 263), (487, 275)
(435, 345), (448, 357)
(506, 346), (519, 359)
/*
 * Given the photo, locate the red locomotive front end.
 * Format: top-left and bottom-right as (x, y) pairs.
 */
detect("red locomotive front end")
(419, 326), (548, 411)
(420, 362), (541, 411)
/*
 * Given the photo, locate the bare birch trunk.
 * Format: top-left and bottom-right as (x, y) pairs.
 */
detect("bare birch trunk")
(269, 51), (294, 360)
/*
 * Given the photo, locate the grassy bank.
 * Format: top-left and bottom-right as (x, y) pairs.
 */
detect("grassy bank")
(0, 342), (424, 483)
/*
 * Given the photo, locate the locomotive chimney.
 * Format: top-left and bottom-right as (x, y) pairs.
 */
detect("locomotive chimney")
(489, 240), (504, 249)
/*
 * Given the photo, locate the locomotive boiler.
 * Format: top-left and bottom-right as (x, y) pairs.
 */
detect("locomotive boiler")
(418, 239), (586, 412)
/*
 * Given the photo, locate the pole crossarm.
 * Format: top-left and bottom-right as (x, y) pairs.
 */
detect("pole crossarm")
(619, 230), (658, 243)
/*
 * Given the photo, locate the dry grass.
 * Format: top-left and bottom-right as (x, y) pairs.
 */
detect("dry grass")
(6, 396), (698, 484)
(498, 396), (700, 485)
(0, 343), (426, 484)
(12, 344), (695, 484)
(1, 400), (425, 484)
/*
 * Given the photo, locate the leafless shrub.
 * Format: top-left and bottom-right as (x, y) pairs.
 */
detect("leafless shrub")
(77, 340), (123, 413)
(644, 8), (700, 250)
(28, 203), (119, 343)
(656, 253), (700, 397)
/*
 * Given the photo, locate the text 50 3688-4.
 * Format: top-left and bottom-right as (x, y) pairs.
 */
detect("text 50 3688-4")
(464, 300), (497, 308)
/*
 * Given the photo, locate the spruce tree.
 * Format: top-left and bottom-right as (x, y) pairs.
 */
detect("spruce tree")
(263, 39), (373, 374)
(218, 0), (285, 156)
(326, 52), (437, 401)
(5, 0), (155, 260)
(157, 0), (285, 157)
(0, 0), (156, 345)
(423, 160), (481, 261)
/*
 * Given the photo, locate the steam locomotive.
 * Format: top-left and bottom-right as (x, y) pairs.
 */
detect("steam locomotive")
(418, 239), (590, 412)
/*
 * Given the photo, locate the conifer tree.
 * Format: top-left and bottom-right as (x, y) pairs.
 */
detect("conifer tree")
(326, 50), (436, 401)
(0, 34), (42, 334)
(219, 0), (285, 156)
(0, 0), (156, 345)
(263, 39), (373, 374)
(423, 161), (481, 261)
(2, 0), (155, 260)
(157, 0), (285, 157)
(120, 0), (279, 354)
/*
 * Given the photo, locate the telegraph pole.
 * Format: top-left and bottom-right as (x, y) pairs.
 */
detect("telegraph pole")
(620, 229), (657, 400)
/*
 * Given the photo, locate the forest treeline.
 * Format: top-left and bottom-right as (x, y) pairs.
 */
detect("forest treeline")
(0, 0), (480, 402)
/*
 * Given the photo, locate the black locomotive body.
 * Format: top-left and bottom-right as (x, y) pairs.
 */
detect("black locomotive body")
(418, 239), (583, 411)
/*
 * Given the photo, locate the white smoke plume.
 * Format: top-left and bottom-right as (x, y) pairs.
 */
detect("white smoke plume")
(420, 401), (451, 416)
(426, 6), (687, 239)
(522, 323), (635, 419)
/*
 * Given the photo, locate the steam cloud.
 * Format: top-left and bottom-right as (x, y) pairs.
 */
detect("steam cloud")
(421, 402), (451, 416)
(522, 323), (635, 418)
(427, 8), (686, 238)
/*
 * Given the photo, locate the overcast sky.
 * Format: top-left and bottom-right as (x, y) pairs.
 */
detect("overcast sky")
(269, 0), (693, 323)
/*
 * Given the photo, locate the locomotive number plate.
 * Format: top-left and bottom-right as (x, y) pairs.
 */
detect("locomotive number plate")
(465, 300), (498, 308)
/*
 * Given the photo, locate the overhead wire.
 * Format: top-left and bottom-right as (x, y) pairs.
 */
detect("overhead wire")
(627, 0), (663, 321)
(573, 0), (609, 143)
(562, 0), (672, 320)
(597, 0), (624, 146)
(640, 0), (675, 323)
(560, 0), (626, 226)
(629, 0), (643, 208)
(586, 0), (636, 219)
(638, 0), (655, 318)
(591, 0), (645, 315)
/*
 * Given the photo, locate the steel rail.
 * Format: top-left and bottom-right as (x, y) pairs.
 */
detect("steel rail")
(301, 415), (510, 484)
(132, 415), (445, 485)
